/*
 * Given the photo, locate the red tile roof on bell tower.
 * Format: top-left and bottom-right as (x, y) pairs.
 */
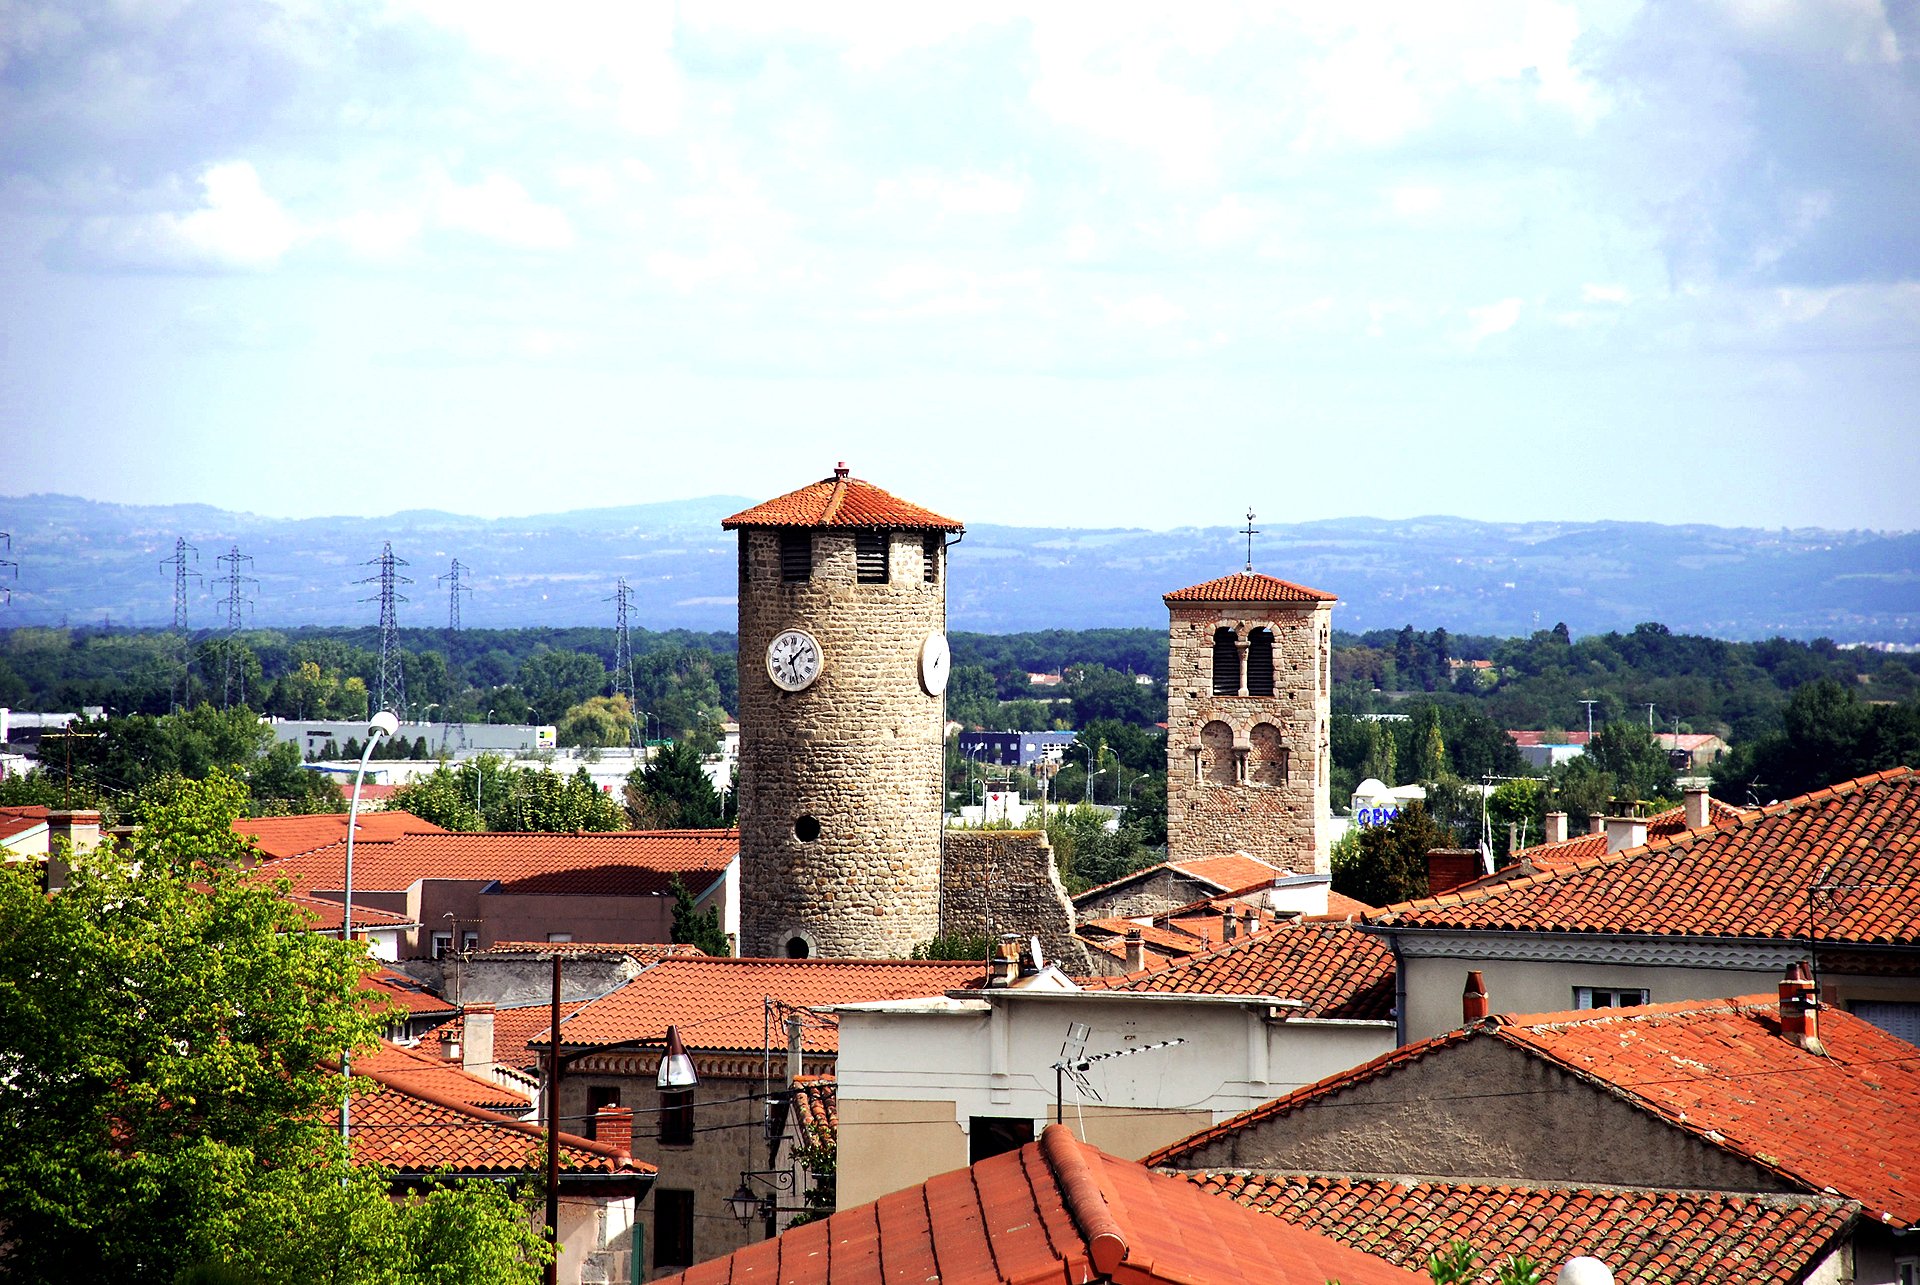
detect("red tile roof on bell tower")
(1164, 571), (1337, 604)
(722, 463), (963, 531)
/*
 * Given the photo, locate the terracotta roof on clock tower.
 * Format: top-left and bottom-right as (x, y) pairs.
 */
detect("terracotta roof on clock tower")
(1164, 571), (1337, 603)
(722, 462), (963, 531)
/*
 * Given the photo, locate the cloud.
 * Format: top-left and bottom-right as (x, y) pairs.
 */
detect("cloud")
(431, 173), (575, 250)
(1463, 297), (1525, 345)
(61, 161), (301, 272)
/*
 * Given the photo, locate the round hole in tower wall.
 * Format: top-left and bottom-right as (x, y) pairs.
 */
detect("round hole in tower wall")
(794, 815), (822, 842)
(786, 937), (811, 959)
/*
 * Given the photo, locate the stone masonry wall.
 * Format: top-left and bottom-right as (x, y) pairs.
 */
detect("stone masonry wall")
(737, 529), (947, 958)
(940, 829), (1091, 974)
(1165, 600), (1332, 874)
(1074, 870), (1222, 922)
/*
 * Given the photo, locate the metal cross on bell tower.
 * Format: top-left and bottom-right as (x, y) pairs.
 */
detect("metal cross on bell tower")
(1241, 508), (1260, 572)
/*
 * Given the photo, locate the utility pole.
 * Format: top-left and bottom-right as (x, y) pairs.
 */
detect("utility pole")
(358, 543), (412, 718)
(160, 537), (201, 711)
(1579, 699), (1599, 736)
(605, 578), (636, 744)
(1645, 702), (1657, 733)
(213, 545), (257, 709)
(438, 559), (472, 633)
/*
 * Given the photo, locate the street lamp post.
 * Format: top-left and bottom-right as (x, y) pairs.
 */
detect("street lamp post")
(340, 709), (399, 1167)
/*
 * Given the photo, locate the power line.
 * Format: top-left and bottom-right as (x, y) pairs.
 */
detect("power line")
(358, 542), (412, 718)
(160, 537), (201, 712)
(213, 545), (258, 709)
(438, 559), (473, 633)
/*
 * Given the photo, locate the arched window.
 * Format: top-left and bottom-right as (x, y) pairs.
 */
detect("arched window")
(1247, 628), (1275, 697)
(1250, 722), (1290, 786)
(1201, 720), (1236, 785)
(1211, 628), (1240, 695)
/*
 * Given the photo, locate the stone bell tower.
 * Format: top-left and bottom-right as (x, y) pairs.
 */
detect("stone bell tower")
(1163, 569), (1337, 873)
(724, 464), (964, 959)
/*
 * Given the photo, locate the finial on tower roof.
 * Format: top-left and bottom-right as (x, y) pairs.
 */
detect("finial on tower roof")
(1241, 508), (1260, 572)
(834, 461), (850, 479)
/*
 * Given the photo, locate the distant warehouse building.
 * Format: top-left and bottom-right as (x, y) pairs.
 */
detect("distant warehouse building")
(266, 718), (556, 760)
(956, 730), (1080, 768)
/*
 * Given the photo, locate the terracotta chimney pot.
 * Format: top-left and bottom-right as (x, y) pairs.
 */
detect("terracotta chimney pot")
(1463, 970), (1491, 1024)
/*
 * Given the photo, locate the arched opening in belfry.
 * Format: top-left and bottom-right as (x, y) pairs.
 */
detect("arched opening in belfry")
(1250, 722), (1290, 786)
(1247, 628), (1275, 696)
(1211, 628), (1239, 695)
(1200, 720), (1236, 785)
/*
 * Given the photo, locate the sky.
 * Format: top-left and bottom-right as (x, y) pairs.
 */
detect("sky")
(2, 0), (1918, 532)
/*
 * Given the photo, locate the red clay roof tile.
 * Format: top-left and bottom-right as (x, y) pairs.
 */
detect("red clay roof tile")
(1191, 1175), (1857, 1285)
(354, 1038), (531, 1114)
(1151, 993), (1920, 1228)
(233, 810), (446, 860)
(1081, 919), (1396, 1020)
(1374, 768), (1920, 943)
(652, 1124), (1422, 1285)
(721, 468), (962, 531)
(255, 829), (736, 896)
(1163, 572), (1337, 604)
(551, 957), (988, 1056)
(361, 966), (457, 1019)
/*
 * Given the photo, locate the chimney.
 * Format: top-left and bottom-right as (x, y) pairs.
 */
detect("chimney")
(595, 1105), (634, 1158)
(1779, 962), (1825, 1055)
(1604, 816), (1648, 854)
(1544, 812), (1568, 845)
(991, 935), (1021, 987)
(1587, 812), (1606, 836)
(1426, 849), (1480, 896)
(1683, 787), (1712, 830)
(786, 1013), (804, 1085)
(1123, 927), (1147, 973)
(1221, 908), (1239, 941)
(463, 1002), (495, 1079)
(1462, 971), (1490, 1024)
(45, 810), (104, 893)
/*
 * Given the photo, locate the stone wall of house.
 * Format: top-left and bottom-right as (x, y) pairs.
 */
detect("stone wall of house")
(941, 829), (1091, 974)
(1164, 600), (1332, 873)
(736, 528), (948, 959)
(1159, 1034), (1798, 1195)
(1074, 870), (1220, 922)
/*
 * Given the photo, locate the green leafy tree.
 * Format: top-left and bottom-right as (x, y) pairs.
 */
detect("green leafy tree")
(556, 694), (636, 748)
(517, 649), (609, 725)
(669, 876), (731, 956)
(623, 740), (728, 829)
(1332, 801), (1455, 907)
(0, 773), (548, 1283)
(1585, 720), (1677, 806)
(480, 766), (625, 833)
(1714, 680), (1920, 803)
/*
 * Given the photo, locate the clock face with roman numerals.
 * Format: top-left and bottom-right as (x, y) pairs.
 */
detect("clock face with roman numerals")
(766, 629), (823, 692)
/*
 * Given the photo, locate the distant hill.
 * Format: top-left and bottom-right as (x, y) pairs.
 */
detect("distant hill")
(0, 493), (1914, 642)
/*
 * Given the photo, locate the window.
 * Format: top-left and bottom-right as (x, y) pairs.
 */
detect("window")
(1211, 627), (1240, 695)
(1852, 1000), (1920, 1047)
(1246, 628), (1275, 696)
(923, 533), (940, 584)
(461, 930), (480, 953)
(654, 1189), (694, 1269)
(585, 1086), (621, 1140)
(779, 531), (811, 582)
(1896, 1257), (1919, 1285)
(969, 1116), (1035, 1164)
(546, 932), (573, 944)
(659, 1088), (694, 1146)
(1574, 986), (1649, 1009)
(1200, 720), (1236, 786)
(431, 932), (453, 959)
(856, 530), (890, 583)
(1250, 723), (1289, 786)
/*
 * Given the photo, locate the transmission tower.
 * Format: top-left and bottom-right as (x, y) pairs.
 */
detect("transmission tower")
(0, 532), (15, 605)
(160, 537), (202, 711)
(358, 542), (412, 718)
(438, 559), (473, 632)
(605, 578), (637, 745)
(213, 545), (258, 708)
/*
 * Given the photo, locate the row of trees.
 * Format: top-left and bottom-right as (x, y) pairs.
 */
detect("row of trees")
(383, 741), (733, 834)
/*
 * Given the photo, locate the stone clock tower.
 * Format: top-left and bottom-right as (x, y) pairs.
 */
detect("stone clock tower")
(1163, 570), (1337, 873)
(724, 464), (963, 959)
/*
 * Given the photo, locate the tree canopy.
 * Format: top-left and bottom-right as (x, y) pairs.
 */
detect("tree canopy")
(0, 773), (548, 1282)
(623, 740), (730, 829)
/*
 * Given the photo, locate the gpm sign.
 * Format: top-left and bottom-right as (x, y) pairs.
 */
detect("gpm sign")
(1355, 806), (1401, 828)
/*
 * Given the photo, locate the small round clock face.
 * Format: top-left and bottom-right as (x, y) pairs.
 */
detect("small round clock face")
(919, 632), (951, 696)
(767, 628), (823, 692)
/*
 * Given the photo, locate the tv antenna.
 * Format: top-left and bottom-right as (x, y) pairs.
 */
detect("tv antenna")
(1052, 1022), (1186, 1124)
